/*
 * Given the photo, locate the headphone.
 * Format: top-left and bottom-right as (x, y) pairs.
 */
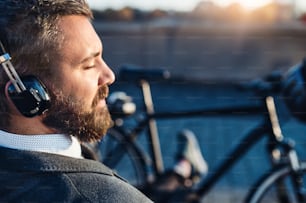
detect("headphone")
(0, 41), (51, 117)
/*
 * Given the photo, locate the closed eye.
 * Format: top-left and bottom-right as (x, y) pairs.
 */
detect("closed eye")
(83, 64), (96, 70)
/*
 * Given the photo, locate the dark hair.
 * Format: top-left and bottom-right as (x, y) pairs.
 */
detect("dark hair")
(0, 0), (93, 127)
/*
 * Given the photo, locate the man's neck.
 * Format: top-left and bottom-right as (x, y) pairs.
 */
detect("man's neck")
(8, 114), (57, 135)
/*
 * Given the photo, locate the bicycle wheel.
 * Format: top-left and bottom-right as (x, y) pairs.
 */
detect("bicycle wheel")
(246, 161), (306, 203)
(96, 127), (148, 187)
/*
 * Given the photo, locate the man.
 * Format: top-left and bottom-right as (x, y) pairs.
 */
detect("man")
(0, 0), (152, 202)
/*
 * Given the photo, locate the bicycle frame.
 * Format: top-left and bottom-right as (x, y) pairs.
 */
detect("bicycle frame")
(121, 78), (300, 200)
(137, 79), (266, 175)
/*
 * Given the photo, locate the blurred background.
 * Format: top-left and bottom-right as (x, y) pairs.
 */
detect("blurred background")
(88, 1), (306, 202)
(88, 0), (306, 81)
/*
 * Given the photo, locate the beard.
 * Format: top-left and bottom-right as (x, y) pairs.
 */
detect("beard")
(42, 85), (113, 143)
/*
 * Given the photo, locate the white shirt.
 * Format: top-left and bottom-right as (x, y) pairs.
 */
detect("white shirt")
(0, 130), (83, 159)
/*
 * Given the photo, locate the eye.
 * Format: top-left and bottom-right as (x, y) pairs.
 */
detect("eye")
(84, 64), (95, 70)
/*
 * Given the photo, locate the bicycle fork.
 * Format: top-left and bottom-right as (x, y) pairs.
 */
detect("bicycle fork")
(266, 96), (306, 202)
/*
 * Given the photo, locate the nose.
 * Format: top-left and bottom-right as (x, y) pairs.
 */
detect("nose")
(98, 60), (115, 86)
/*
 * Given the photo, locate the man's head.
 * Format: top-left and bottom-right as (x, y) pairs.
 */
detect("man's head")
(0, 0), (115, 142)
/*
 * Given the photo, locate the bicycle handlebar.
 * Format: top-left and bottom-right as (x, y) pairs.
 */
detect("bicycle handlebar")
(119, 64), (171, 82)
(119, 64), (284, 96)
(235, 70), (283, 96)
(115, 59), (306, 123)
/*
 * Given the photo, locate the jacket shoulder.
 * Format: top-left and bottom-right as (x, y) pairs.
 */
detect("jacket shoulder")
(64, 172), (153, 203)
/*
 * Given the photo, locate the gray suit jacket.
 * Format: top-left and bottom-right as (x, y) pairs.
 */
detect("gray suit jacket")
(0, 146), (153, 203)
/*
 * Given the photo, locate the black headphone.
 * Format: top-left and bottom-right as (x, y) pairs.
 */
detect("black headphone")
(0, 41), (51, 117)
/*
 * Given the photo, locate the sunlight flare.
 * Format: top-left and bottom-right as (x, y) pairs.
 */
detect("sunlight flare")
(216, 0), (273, 10)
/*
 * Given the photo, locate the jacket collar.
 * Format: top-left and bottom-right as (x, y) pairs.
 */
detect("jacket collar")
(0, 146), (113, 176)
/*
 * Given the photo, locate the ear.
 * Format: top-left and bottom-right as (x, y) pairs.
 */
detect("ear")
(5, 80), (12, 102)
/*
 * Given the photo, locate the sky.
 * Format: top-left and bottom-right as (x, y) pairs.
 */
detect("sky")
(87, 0), (306, 13)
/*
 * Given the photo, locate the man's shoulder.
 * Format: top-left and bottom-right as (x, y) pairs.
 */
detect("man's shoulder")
(64, 171), (152, 203)
(0, 146), (112, 173)
(0, 147), (153, 203)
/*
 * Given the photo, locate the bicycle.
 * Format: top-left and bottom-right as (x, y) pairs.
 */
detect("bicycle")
(94, 62), (306, 203)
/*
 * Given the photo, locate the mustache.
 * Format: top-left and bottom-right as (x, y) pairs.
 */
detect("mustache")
(92, 85), (109, 108)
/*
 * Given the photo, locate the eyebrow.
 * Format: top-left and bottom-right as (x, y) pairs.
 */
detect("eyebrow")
(80, 51), (100, 64)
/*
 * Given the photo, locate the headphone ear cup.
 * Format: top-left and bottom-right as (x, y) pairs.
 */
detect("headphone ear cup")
(8, 90), (42, 117)
(7, 75), (51, 117)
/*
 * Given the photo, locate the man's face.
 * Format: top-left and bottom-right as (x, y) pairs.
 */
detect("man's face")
(43, 15), (115, 142)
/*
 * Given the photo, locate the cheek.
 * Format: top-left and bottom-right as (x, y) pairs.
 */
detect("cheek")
(70, 82), (98, 108)
(58, 70), (100, 108)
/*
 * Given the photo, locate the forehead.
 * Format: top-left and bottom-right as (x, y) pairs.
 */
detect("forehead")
(57, 15), (102, 64)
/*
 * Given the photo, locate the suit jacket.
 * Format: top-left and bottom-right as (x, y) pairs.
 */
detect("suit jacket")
(0, 146), (153, 203)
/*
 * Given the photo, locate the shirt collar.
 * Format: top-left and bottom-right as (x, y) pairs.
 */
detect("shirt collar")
(0, 130), (83, 159)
